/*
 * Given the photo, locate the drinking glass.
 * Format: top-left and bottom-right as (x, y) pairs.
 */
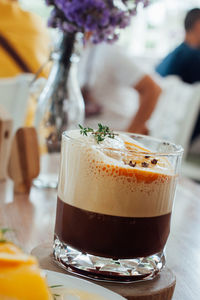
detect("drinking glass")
(53, 131), (183, 282)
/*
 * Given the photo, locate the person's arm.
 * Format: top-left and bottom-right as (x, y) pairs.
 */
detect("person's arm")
(127, 75), (162, 134)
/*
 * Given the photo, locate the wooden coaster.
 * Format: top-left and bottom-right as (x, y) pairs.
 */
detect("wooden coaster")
(32, 243), (176, 300)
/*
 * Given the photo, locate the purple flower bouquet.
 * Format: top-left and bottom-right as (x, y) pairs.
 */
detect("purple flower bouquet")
(46, 0), (148, 43)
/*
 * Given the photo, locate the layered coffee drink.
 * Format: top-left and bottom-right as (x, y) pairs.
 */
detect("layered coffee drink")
(54, 126), (183, 281)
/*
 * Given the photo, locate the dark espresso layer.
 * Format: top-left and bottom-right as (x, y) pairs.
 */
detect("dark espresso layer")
(55, 197), (171, 259)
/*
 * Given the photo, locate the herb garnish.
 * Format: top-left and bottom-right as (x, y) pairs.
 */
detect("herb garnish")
(79, 124), (117, 144)
(49, 285), (63, 300)
(0, 228), (12, 243)
(79, 125), (94, 136)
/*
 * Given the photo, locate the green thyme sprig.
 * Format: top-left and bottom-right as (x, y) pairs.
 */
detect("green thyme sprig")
(79, 124), (94, 136)
(79, 124), (117, 144)
(49, 285), (63, 300)
(0, 228), (12, 243)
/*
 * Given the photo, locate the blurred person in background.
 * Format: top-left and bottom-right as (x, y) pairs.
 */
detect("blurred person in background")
(0, 0), (50, 78)
(80, 43), (161, 135)
(156, 8), (200, 142)
(0, 0), (51, 125)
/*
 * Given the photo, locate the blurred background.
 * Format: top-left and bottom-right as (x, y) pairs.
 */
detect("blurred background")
(19, 0), (200, 57)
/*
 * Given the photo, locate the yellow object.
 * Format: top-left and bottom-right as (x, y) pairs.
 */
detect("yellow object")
(0, 0), (51, 126)
(0, 0), (50, 78)
(0, 240), (52, 300)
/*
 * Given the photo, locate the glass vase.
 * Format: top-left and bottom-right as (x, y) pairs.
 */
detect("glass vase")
(34, 33), (85, 189)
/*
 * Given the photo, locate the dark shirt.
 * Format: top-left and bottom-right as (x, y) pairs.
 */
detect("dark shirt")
(156, 42), (200, 84)
(156, 42), (200, 141)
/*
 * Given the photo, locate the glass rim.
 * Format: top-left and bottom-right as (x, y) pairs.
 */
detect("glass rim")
(62, 131), (184, 157)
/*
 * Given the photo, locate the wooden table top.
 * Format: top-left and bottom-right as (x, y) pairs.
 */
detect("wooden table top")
(0, 177), (200, 300)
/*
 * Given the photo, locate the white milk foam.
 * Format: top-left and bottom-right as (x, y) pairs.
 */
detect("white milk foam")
(58, 130), (177, 217)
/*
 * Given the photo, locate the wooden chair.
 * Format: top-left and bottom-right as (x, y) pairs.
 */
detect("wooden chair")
(148, 76), (200, 180)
